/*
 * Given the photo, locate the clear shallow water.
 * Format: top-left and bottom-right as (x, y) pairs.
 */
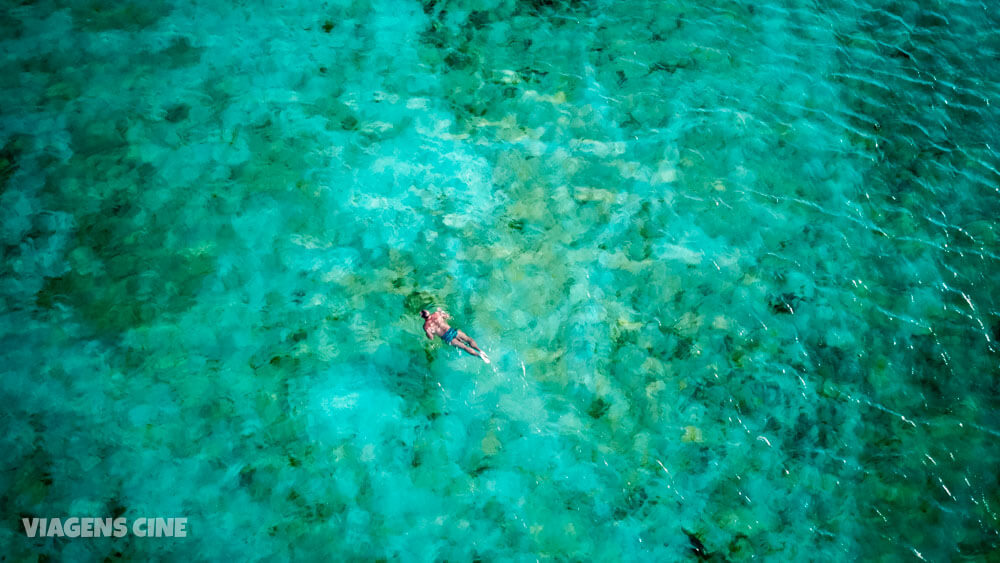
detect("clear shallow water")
(1, 0), (998, 559)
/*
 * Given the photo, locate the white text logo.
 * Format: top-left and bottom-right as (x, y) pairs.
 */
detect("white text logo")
(21, 517), (188, 537)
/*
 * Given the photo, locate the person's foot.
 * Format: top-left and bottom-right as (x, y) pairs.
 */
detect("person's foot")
(479, 352), (491, 364)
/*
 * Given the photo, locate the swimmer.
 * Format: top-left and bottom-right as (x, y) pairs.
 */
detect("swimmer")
(420, 309), (489, 363)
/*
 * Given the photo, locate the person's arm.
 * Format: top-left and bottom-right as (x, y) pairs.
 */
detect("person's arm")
(437, 309), (452, 320)
(425, 328), (434, 340)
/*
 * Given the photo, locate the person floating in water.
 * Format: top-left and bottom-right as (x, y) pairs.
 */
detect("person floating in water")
(420, 309), (489, 363)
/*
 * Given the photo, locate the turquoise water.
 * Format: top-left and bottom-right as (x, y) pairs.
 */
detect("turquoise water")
(2, 0), (998, 559)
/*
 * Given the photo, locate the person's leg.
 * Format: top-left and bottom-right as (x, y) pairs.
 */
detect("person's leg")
(456, 331), (489, 363)
(450, 340), (481, 358)
(456, 330), (481, 352)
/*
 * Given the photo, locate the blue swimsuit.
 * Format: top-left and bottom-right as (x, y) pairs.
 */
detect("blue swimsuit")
(441, 327), (458, 344)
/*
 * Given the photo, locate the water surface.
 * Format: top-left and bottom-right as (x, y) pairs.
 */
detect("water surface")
(1, 0), (998, 560)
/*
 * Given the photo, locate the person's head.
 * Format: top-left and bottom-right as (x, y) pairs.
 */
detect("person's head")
(420, 309), (430, 319)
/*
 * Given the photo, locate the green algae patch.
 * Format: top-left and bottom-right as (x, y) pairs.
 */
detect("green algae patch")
(70, 1), (173, 32)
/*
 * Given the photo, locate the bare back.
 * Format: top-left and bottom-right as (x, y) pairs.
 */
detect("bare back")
(423, 311), (451, 338)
